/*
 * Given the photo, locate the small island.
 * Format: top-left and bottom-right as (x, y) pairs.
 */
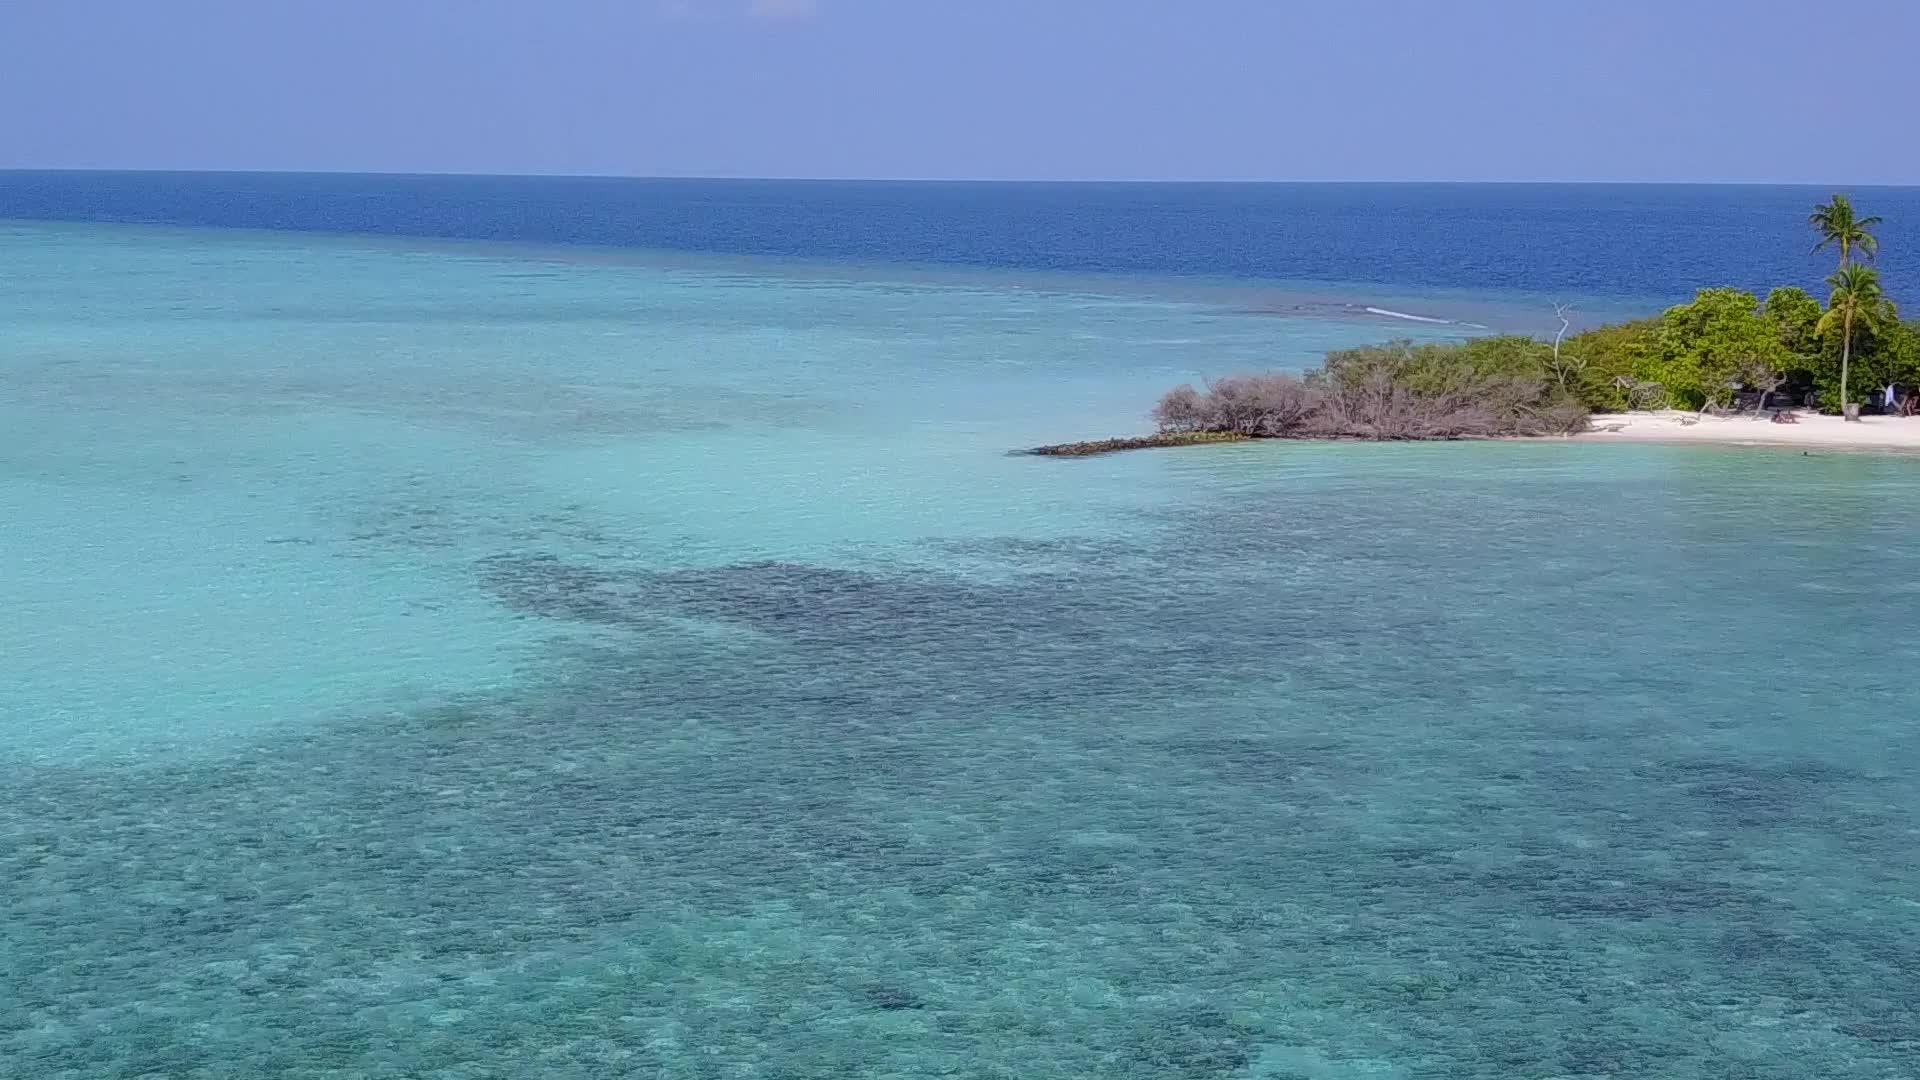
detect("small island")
(1030, 195), (1920, 456)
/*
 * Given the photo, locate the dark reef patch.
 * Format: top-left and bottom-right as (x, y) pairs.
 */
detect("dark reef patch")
(7, 521), (1919, 1075)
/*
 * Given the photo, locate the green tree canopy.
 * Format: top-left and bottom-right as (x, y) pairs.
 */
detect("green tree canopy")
(1557, 318), (1659, 408)
(1649, 288), (1790, 409)
(1762, 286), (1824, 366)
(1808, 194), (1882, 269)
(1869, 320), (1920, 394)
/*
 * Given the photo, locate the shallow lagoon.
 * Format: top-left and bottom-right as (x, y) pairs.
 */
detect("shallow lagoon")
(3, 223), (1918, 1077)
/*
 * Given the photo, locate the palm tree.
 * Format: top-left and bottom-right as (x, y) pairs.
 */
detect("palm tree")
(1809, 194), (1882, 270)
(1816, 264), (1890, 415)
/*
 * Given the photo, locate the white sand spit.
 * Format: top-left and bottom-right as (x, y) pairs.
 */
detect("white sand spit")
(1575, 410), (1920, 452)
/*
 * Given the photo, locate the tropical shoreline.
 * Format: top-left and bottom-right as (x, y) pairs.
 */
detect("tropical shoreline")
(1030, 414), (1920, 458)
(1084, 193), (1919, 458)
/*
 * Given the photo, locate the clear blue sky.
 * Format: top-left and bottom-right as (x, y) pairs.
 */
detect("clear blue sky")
(2, 0), (1915, 183)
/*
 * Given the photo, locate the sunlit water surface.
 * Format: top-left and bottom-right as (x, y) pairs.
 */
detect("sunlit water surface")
(3, 222), (1918, 1078)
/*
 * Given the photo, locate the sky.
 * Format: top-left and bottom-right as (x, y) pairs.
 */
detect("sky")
(1, 0), (1915, 183)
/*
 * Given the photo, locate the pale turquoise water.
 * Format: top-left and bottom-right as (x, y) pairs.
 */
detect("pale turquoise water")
(4, 222), (1920, 1078)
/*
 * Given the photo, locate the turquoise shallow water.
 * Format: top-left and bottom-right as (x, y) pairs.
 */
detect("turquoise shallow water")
(4, 222), (1920, 1078)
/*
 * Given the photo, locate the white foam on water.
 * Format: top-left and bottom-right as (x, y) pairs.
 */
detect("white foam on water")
(1363, 305), (1455, 325)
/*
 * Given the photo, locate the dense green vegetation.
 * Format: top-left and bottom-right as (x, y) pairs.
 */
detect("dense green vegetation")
(1553, 193), (1912, 414)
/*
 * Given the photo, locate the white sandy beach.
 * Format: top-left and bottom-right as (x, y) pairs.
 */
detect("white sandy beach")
(1576, 410), (1920, 452)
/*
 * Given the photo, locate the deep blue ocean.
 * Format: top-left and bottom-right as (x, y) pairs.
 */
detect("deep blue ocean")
(5, 172), (1918, 305)
(4, 175), (1920, 1078)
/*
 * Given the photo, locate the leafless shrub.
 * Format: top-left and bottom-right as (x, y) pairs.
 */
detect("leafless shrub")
(1203, 373), (1317, 435)
(1154, 374), (1317, 436)
(1152, 346), (1589, 442)
(1152, 384), (1207, 432)
(1737, 355), (1789, 413)
(1312, 352), (1550, 439)
(1534, 398), (1593, 434)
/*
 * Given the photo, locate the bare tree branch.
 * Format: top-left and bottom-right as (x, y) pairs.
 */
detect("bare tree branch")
(1542, 303), (1587, 390)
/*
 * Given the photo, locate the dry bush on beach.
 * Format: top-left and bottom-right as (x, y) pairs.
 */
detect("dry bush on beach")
(1150, 383), (1207, 432)
(1154, 374), (1319, 436)
(1152, 343), (1589, 442)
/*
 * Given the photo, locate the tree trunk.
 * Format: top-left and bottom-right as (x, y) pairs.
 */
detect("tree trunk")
(1841, 310), (1853, 416)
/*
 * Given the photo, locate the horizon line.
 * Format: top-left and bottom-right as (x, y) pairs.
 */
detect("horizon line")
(2, 167), (1916, 189)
